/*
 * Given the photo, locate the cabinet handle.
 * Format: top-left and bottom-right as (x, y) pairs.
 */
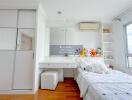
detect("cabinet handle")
(32, 52), (34, 59)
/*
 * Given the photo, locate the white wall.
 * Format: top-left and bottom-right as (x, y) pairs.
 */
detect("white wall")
(44, 28), (50, 56)
(112, 9), (132, 75)
(72, 25), (102, 49)
(34, 3), (47, 92)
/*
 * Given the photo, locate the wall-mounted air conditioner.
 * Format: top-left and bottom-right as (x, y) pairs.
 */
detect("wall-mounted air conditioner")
(79, 22), (100, 30)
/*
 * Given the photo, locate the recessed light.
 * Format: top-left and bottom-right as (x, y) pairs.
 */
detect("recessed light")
(57, 11), (62, 14)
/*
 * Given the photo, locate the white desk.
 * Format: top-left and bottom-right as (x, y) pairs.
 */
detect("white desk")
(39, 57), (77, 81)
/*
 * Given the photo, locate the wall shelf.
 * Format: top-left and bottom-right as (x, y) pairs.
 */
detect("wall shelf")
(103, 42), (112, 44)
(102, 25), (113, 65)
(103, 33), (112, 35)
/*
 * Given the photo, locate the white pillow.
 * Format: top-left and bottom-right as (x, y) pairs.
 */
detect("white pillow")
(75, 58), (87, 70)
(85, 62), (109, 74)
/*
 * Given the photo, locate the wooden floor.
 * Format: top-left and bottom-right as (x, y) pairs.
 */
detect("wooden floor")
(0, 78), (83, 100)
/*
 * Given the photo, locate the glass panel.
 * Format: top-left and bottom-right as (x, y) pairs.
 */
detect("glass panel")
(126, 24), (132, 54)
(17, 29), (34, 50)
(128, 57), (132, 68)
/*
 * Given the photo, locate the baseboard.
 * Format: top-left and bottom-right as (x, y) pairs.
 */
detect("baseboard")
(0, 90), (34, 94)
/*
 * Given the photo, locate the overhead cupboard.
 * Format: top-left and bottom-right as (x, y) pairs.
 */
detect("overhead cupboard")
(0, 9), (36, 91)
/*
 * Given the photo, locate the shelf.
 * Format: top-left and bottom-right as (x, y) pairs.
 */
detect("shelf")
(103, 33), (112, 35)
(103, 42), (112, 44)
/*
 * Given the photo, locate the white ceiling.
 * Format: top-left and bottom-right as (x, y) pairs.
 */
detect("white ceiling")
(41, 0), (132, 23)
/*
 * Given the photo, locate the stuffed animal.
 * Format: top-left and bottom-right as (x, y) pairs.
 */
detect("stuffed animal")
(90, 49), (97, 57)
(79, 48), (86, 57)
(86, 49), (91, 57)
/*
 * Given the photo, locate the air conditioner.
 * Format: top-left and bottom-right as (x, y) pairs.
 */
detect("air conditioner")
(79, 22), (100, 30)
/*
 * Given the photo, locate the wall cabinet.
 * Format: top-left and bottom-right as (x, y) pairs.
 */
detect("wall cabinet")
(18, 10), (36, 28)
(13, 51), (34, 90)
(0, 10), (17, 28)
(0, 51), (15, 90)
(50, 28), (101, 48)
(0, 28), (17, 50)
(50, 28), (66, 45)
(66, 29), (79, 45)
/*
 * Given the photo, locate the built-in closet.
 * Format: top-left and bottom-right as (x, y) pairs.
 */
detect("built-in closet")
(0, 9), (36, 91)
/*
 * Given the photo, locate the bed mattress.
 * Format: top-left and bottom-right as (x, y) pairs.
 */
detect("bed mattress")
(76, 68), (132, 100)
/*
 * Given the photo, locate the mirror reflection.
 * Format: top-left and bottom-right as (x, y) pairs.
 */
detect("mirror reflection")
(17, 29), (34, 50)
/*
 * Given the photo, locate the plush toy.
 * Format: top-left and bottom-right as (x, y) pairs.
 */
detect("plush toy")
(79, 48), (86, 57)
(90, 49), (97, 57)
(86, 49), (91, 57)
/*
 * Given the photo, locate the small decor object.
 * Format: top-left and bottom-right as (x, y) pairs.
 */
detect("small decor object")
(109, 65), (114, 70)
(103, 28), (112, 33)
(79, 48), (86, 57)
(90, 49), (96, 57)
(96, 48), (102, 56)
(86, 49), (91, 57)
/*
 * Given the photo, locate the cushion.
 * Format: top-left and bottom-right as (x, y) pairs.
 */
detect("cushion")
(75, 57), (105, 71)
(85, 62), (109, 74)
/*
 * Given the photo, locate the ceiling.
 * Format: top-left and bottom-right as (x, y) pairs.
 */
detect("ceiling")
(41, 0), (132, 24)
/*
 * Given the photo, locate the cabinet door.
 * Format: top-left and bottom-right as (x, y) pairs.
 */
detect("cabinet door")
(0, 51), (15, 90)
(0, 28), (17, 50)
(50, 28), (65, 45)
(18, 10), (36, 28)
(66, 28), (79, 45)
(0, 10), (17, 27)
(13, 51), (33, 90)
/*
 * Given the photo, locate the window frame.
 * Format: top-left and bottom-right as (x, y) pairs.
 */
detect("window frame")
(125, 22), (132, 68)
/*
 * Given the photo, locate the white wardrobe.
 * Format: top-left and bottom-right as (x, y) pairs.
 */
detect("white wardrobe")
(0, 10), (36, 91)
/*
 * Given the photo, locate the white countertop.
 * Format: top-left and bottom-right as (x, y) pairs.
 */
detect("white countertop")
(39, 56), (104, 68)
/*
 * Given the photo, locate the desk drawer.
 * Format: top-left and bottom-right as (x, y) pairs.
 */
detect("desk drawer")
(39, 63), (77, 68)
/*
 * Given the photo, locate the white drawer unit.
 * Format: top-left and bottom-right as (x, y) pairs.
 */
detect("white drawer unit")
(39, 63), (77, 68)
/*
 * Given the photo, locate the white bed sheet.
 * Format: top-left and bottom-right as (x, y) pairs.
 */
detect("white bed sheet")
(76, 69), (132, 100)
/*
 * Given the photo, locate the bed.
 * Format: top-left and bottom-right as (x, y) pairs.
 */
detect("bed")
(76, 68), (132, 100)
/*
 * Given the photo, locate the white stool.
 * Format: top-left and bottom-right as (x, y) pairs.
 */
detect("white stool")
(41, 71), (58, 90)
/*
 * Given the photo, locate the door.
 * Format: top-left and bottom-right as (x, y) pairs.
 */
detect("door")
(13, 51), (34, 90)
(13, 29), (34, 90)
(0, 51), (15, 90)
(0, 28), (16, 90)
(18, 10), (36, 28)
(0, 28), (17, 50)
(0, 10), (17, 28)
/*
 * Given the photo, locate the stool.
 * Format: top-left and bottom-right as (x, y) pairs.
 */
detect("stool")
(41, 71), (58, 90)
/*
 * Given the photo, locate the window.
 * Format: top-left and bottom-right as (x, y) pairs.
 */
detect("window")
(126, 24), (132, 67)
